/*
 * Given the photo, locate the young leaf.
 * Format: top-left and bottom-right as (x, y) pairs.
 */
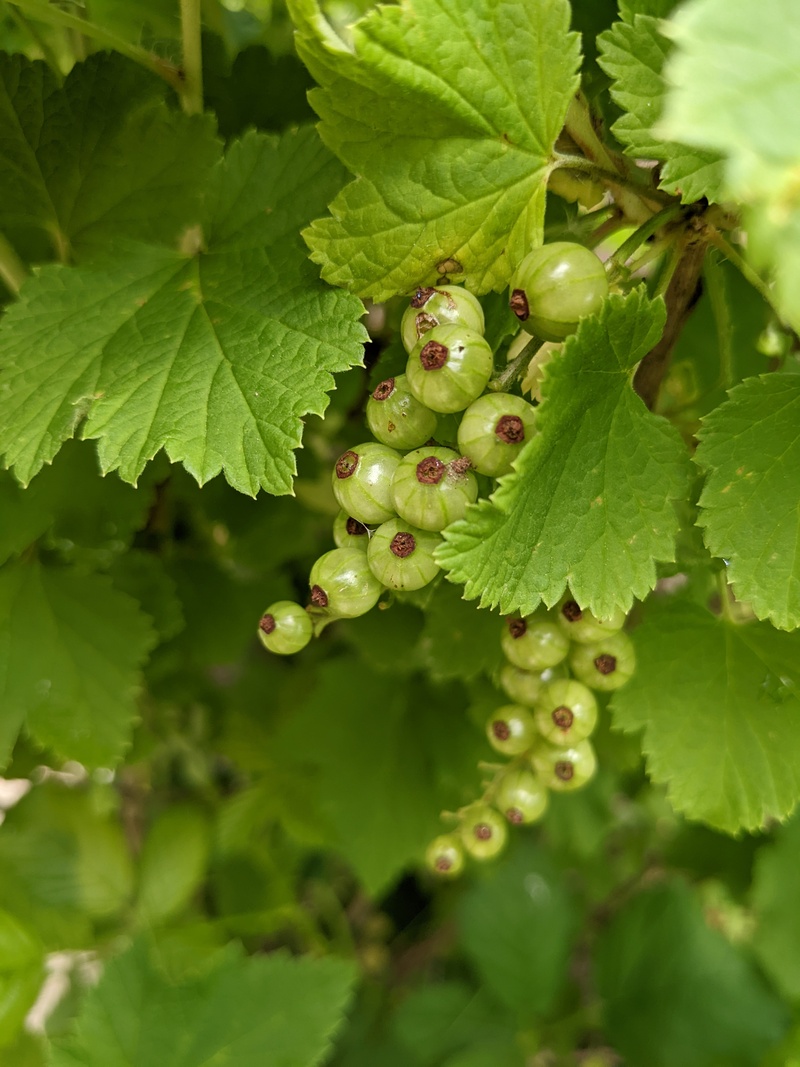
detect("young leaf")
(597, 15), (724, 203)
(694, 375), (800, 631)
(50, 939), (356, 1067)
(291, 0), (581, 298)
(135, 806), (211, 927)
(438, 291), (691, 618)
(610, 599), (800, 833)
(0, 562), (155, 767)
(0, 129), (367, 496)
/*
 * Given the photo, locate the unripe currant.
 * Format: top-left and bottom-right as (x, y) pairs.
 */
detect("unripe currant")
(460, 804), (508, 860)
(499, 663), (544, 707)
(401, 284), (485, 354)
(570, 631), (636, 692)
(406, 325), (494, 414)
(534, 679), (598, 746)
(456, 393), (537, 477)
(309, 548), (383, 619)
(392, 447), (478, 531)
(333, 511), (371, 551)
(531, 738), (597, 792)
(501, 616), (570, 671)
(486, 704), (538, 756)
(331, 442), (402, 525)
(257, 601), (313, 655)
(366, 375), (438, 450)
(425, 833), (465, 878)
(494, 767), (549, 824)
(366, 519), (441, 591)
(510, 242), (608, 341)
(556, 596), (626, 644)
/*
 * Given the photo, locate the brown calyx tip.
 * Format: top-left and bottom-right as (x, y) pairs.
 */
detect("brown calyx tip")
(507, 617), (527, 639)
(259, 614), (276, 635)
(492, 719), (511, 741)
(411, 287), (436, 309)
(447, 455), (473, 478)
(594, 653), (617, 675)
(310, 585), (329, 608)
(561, 599), (582, 622)
(335, 450), (359, 480)
(419, 339), (449, 371)
(495, 414), (525, 444)
(372, 378), (395, 402)
(555, 760), (574, 781)
(345, 516), (366, 537)
(552, 705), (574, 731)
(435, 855), (452, 872)
(416, 456), (445, 485)
(506, 807), (523, 824)
(474, 822), (492, 841)
(390, 531), (416, 558)
(415, 311), (439, 338)
(510, 289), (530, 321)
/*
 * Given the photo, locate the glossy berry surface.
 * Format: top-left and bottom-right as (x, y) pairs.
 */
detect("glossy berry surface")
(257, 601), (313, 656)
(331, 442), (401, 525)
(309, 548), (383, 619)
(406, 324), (494, 414)
(425, 833), (465, 878)
(333, 511), (371, 551)
(556, 596), (626, 644)
(570, 631), (636, 692)
(366, 519), (441, 591)
(510, 242), (608, 341)
(392, 446), (478, 531)
(531, 738), (597, 792)
(366, 374), (438, 450)
(501, 617), (570, 671)
(460, 805), (508, 860)
(401, 285), (485, 354)
(486, 704), (537, 756)
(456, 393), (537, 477)
(499, 663), (545, 707)
(494, 767), (549, 824)
(534, 679), (598, 746)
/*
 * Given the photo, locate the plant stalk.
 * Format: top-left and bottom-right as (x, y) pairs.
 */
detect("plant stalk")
(179, 0), (203, 115)
(0, 232), (29, 296)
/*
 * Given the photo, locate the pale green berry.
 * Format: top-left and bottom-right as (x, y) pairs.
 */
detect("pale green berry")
(391, 446), (477, 531)
(510, 242), (608, 341)
(494, 767), (549, 824)
(570, 631), (636, 692)
(425, 833), (465, 878)
(257, 601), (313, 655)
(331, 442), (402, 525)
(456, 393), (537, 477)
(401, 285), (485, 354)
(460, 805), (508, 860)
(309, 548), (383, 619)
(499, 663), (544, 707)
(367, 519), (441, 591)
(501, 617), (569, 671)
(366, 375), (438, 450)
(556, 596), (626, 644)
(486, 704), (537, 756)
(332, 511), (371, 551)
(406, 324), (494, 414)
(534, 679), (598, 746)
(531, 738), (597, 792)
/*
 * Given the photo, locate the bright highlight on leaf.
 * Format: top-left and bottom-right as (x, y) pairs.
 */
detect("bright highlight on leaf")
(695, 375), (800, 631)
(437, 290), (691, 618)
(611, 600), (800, 834)
(291, 0), (581, 299)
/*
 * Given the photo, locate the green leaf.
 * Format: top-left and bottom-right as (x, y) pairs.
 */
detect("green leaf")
(618, 0), (677, 18)
(0, 910), (44, 1049)
(751, 813), (800, 1001)
(135, 805), (211, 926)
(50, 939), (356, 1067)
(0, 52), (220, 261)
(694, 375), (800, 631)
(438, 291), (691, 618)
(0, 128), (367, 495)
(594, 880), (788, 1066)
(391, 983), (517, 1066)
(659, 0), (800, 332)
(458, 841), (578, 1018)
(597, 15), (724, 202)
(291, 0), (581, 299)
(0, 561), (155, 767)
(611, 599), (800, 833)
(418, 582), (504, 682)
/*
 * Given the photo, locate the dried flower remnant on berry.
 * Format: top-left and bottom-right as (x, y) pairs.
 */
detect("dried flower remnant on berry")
(510, 289), (530, 320)
(390, 531), (416, 558)
(507, 618), (527, 639)
(259, 614), (276, 634)
(552, 705), (574, 730)
(372, 379), (395, 401)
(416, 456), (445, 484)
(495, 415), (525, 443)
(562, 600), (582, 622)
(335, 451), (359, 479)
(555, 760), (574, 781)
(595, 653), (617, 675)
(420, 340), (449, 370)
(310, 585), (329, 608)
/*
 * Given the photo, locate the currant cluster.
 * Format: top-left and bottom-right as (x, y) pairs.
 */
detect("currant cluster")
(425, 596), (635, 878)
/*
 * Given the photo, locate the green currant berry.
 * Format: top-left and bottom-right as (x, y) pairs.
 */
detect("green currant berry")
(531, 738), (597, 792)
(391, 446), (478, 531)
(499, 663), (544, 707)
(501, 616), (569, 671)
(309, 548), (383, 619)
(366, 374), (438, 450)
(367, 519), (441, 591)
(257, 601), (313, 655)
(331, 442), (402, 525)
(406, 325), (494, 414)
(332, 511), (371, 551)
(534, 679), (598, 746)
(486, 704), (537, 756)
(460, 805), (508, 861)
(425, 833), (465, 878)
(494, 767), (549, 824)
(570, 631), (636, 692)
(456, 393), (537, 477)
(510, 242), (608, 341)
(401, 284), (485, 354)
(556, 596), (626, 644)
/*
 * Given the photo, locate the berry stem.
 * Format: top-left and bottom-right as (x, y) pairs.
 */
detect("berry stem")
(552, 153), (676, 208)
(487, 337), (542, 393)
(179, 0), (204, 115)
(0, 232), (28, 296)
(605, 203), (684, 282)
